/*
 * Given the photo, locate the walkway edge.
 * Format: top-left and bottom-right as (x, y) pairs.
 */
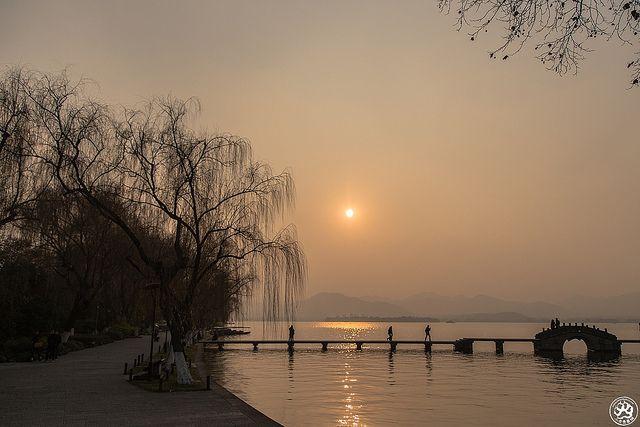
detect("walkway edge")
(194, 343), (282, 426)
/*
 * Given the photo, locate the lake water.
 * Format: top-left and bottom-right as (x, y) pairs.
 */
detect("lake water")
(204, 322), (640, 426)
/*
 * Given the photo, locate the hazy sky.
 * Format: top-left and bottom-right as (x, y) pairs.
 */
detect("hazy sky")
(2, 0), (639, 301)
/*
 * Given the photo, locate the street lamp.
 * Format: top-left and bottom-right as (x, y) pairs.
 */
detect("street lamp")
(143, 283), (161, 375)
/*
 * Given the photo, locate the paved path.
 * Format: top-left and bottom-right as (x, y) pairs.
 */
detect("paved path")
(0, 336), (280, 426)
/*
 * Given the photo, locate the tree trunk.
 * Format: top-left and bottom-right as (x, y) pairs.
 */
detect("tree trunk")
(64, 294), (86, 337)
(170, 327), (193, 385)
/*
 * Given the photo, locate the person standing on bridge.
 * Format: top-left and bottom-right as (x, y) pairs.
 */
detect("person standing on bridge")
(425, 324), (431, 341)
(288, 324), (295, 342)
(387, 326), (393, 341)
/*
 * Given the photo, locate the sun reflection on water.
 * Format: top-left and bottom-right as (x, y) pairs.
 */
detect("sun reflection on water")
(316, 322), (376, 331)
(337, 361), (364, 426)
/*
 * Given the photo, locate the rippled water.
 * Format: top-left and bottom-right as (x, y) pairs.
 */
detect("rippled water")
(204, 322), (640, 426)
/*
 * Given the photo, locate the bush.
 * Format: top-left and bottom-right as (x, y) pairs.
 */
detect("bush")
(69, 334), (96, 347)
(106, 329), (125, 341)
(74, 319), (98, 334)
(63, 340), (84, 352)
(2, 337), (33, 362)
(12, 351), (32, 362)
(95, 335), (114, 345)
(70, 334), (113, 347)
(14, 297), (59, 339)
(110, 322), (138, 338)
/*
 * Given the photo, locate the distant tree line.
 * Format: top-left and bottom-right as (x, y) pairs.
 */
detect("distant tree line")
(0, 67), (306, 382)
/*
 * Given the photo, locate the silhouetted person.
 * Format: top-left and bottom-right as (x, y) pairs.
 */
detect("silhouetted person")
(54, 331), (61, 359)
(555, 318), (560, 329)
(31, 331), (43, 361)
(288, 325), (295, 342)
(46, 330), (60, 361)
(45, 331), (53, 360)
(387, 326), (393, 341)
(425, 324), (431, 341)
(550, 319), (555, 330)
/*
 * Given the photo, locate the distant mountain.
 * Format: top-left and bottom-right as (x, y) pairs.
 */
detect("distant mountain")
(558, 292), (640, 319)
(297, 292), (411, 321)
(449, 312), (541, 322)
(396, 292), (561, 319)
(295, 291), (639, 322)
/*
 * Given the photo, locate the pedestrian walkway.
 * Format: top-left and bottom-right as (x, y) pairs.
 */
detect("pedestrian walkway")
(0, 336), (279, 426)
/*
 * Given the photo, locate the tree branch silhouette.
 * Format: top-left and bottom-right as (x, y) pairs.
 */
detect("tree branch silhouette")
(438, 0), (640, 85)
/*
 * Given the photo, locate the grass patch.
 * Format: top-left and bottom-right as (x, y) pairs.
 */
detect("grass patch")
(128, 347), (204, 392)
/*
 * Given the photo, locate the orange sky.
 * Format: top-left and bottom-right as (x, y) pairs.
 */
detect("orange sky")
(2, 0), (639, 300)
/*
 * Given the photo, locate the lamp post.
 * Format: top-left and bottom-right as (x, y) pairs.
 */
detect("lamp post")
(144, 283), (160, 374)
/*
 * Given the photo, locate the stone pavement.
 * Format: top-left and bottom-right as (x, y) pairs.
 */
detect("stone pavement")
(0, 336), (280, 426)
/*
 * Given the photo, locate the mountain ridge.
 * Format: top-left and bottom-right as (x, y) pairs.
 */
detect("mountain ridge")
(295, 291), (640, 321)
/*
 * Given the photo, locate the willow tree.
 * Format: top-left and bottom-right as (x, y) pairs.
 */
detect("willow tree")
(25, 69), (306, 384)
(111, 97), (306, 382)
(23, 190), (142, 337)
(0, 68), (44, 230)
(439, 0), (640, 85)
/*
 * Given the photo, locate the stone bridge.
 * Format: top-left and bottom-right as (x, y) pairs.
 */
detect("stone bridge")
(533, 323), (621, 360)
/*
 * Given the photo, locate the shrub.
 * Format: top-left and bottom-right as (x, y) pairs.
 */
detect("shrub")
(96, 335), (114, 345)
(74, 319), (98, 334)
(69, 333), (115, 348)
(2, 337), (33, 362)
(69, 334), (96, 347)
(12, 351), (32, 362)
(106, 329), (125, 341)
(63, 340), (85, 352)
(111, 322), (138, 338)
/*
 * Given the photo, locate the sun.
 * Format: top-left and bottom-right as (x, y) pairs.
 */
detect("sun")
(345, 208), (355, 218)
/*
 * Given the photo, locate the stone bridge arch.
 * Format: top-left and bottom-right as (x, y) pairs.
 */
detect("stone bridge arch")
(534, 324), (621, 360)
